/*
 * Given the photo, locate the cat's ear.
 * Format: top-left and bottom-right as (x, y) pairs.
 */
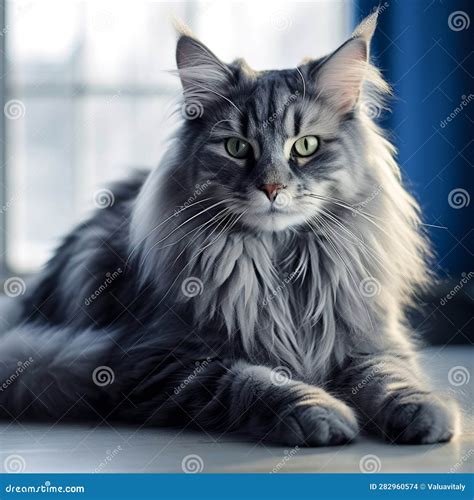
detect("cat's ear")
(175, 32), (233, 107)
(309, 11), (379, 113)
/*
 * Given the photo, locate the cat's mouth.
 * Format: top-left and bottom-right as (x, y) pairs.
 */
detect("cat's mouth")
(239, 204), (307, 232)
(248, 202), (293, 217)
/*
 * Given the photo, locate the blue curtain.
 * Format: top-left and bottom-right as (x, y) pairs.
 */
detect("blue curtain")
(354, 0), (473, 277)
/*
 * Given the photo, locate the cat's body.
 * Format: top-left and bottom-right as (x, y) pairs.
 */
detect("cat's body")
(0, 14), (457, 445)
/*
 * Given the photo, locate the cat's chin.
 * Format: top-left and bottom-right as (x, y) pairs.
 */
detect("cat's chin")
(241, 211), (307, 232)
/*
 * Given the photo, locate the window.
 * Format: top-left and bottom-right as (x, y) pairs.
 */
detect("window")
(1, 0), (351, 273)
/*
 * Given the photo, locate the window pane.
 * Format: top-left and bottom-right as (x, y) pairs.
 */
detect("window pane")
(82, 1), (184, 88)
(194, 0), (350, 68)
(7, 0), (82, 87)
(7, 97), (76, 271)
(6, 94), (179, 272)
(78, 95), (179, 195)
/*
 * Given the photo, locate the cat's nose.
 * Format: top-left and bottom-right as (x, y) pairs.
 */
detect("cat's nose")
(258, 183), (286, 202)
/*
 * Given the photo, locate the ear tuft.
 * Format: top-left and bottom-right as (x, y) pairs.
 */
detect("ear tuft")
(175, 34), (233, 111)
(172, 16), (194, 38)
(309, 10), (381, 114)
(351, 10), (379, 44)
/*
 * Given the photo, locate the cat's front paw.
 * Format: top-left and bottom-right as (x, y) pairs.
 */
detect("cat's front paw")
(269, 390), (360, 447)
(382, 393), (457, 444)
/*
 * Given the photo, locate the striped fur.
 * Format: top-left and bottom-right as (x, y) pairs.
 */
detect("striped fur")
(0, 13), (457, 446)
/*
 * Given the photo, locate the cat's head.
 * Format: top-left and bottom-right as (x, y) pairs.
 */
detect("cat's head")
(174, 12), (390, 232)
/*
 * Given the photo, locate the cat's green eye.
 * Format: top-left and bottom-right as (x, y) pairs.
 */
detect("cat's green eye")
(225, 137), (251, 159)
(293, 136), (319, 158)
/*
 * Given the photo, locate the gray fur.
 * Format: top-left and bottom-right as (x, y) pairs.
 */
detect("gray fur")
(0, 13), (458, 446)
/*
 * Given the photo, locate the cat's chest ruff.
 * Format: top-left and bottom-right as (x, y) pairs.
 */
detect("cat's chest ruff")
(195, 231), (315, 313)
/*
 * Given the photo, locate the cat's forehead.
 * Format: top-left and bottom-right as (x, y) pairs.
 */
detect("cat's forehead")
(217, 68), (339, 141)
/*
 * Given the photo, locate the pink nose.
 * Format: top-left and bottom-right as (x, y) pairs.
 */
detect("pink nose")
(258, 183), (286, 202)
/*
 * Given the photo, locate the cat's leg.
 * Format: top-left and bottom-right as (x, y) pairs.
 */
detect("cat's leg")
(125, 359), (359, 446)
(338, 352), (458, 444)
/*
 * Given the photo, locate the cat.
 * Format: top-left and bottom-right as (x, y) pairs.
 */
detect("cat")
(0, 12), (457, 446)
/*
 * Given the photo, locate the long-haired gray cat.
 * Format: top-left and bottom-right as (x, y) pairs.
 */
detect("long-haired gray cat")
(1, 13), (457, 446)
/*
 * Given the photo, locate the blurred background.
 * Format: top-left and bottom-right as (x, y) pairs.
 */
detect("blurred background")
(0, 0), (472, 343)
